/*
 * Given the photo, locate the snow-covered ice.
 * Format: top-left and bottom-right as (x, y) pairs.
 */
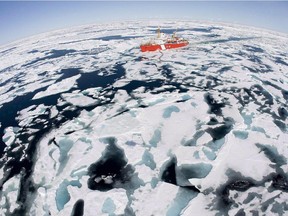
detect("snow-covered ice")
(0, 20), (287, 215)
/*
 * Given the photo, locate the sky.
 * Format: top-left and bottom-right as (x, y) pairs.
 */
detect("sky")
(0, 1), (288, 46)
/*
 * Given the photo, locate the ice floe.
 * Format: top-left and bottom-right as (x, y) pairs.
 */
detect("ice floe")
(0, 20), (287, 216)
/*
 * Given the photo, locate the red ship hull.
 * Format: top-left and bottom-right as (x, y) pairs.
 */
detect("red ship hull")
(140, 41), (189, 52)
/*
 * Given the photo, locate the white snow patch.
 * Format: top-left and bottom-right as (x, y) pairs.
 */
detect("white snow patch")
(61, 92), (98, 107)
(33, 74), (80, 100)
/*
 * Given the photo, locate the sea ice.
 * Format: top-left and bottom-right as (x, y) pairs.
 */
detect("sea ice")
(0, 20), (287, 216)
(32, 74), (80, 100)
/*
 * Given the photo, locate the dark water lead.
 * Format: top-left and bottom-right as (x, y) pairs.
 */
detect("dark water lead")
(275, 57), (288, 66)
(206, 117), (234, 141)
(160, 155), (201, 216)
(87, 137), (142, 192)
(243, 45), (264, 53)
(256, 143), (287, 166)
(71, 199), (84, 216)
(0, 46), (17, 56)
(202, 36), (257, 44)
(160, 64), (174, 79)
(96, 35), (143, 41)
(149, 27), (221, 34)
(204, 92), (226, 116)
(118, 79), (164, 95)
(235, 208), (246, 216)
(160, 156), (201, 192)
(215, 166), (288, 216)
(148, 28), (188, 34)
(215, 169), (257, 215)
(271, 174), (288, 192)
(217, 66), (233, 74)
(0, 62), (126, 155)
(278, 107), (288, 121)
(281, 89), (288, 101)
(0, 62), (127, 215)
(204, 34), (221, 38)
(23, 49), (77, 67)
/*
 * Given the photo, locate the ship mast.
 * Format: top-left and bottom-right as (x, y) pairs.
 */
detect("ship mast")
(172, 28), (178, 39)
(157, 27), (161, 38)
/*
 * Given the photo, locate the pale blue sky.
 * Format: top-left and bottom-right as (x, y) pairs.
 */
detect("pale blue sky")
(0, 1), (287, 45)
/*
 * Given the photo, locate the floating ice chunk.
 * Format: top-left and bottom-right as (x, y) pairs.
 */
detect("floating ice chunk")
(16, 104), (41, 121)
(61, 92), (98, 107)
(1, 175), (21, 213)
(102, 197), (116, 215)
(29, 187), (51, 216)
(2, 126), (19, 146)
(136, 94), (166, 107)
(49, 105), (58, 118)
(96, 175), (114, 184)
(19, 104), (35, 117)
(151, 85), (177, 94)
(112, 79), (130, 88)
(32, 74), (80, 100)
(163, 105), (180, 118)
(113, 89), (130, 103)
(81, 87), (102, 97)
